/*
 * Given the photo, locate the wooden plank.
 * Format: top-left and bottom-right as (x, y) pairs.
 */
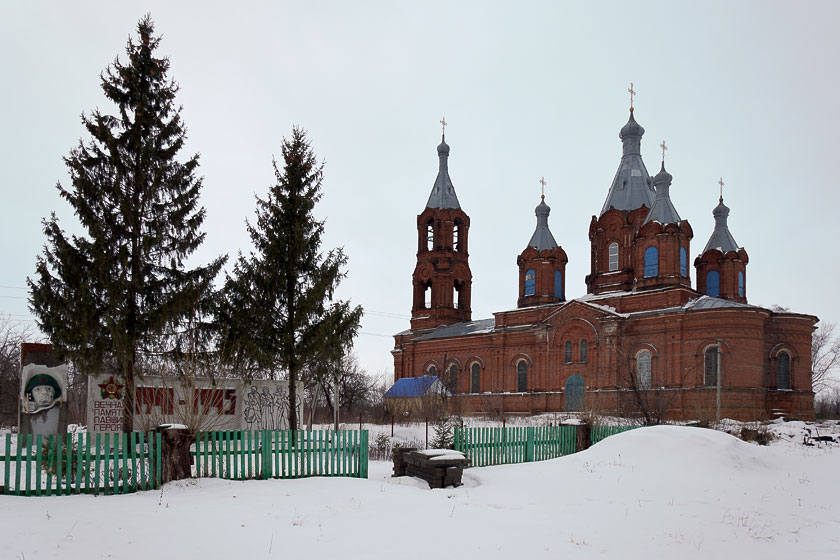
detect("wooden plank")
(3, 434), (10, 495)
(35, 434), (43, 496)
(15, 434), (24, 495)
(23, 433), (32, 496)
(73, 433), (82, 493)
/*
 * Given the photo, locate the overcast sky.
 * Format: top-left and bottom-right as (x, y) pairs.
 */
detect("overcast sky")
(2, 1), (838, 381)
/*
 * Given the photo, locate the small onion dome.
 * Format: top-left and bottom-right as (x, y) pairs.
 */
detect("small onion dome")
(653, 162), (673, 186)
(535, 196), (550, 216)
(437, 135), (450, 156)
(619, 109), (645, 139)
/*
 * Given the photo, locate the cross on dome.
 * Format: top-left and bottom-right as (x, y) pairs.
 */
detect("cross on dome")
(660, 140), (667, 163)
(539, 176), (547, 199)
(718, 177), (725, 201)
(628, 82), (636, 110)
(440, 117), (447, 136)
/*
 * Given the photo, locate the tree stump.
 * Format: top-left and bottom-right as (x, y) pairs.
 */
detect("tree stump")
(156, 425), (193, 483)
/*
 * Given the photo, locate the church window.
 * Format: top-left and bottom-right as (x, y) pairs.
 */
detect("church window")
(704, 346), (719, 386)
(470, 363), (481, 393)
(565, 374), (585, 412)
(426, 223), (434, 251)
(644, 246), (658, 278)
(608, 242), (619, 271)
(517, 361), (527, 392)
(777, 351), (791, 390)
(524, 269), (536, 296)
(738, 271), (744, 298)
(637, 350), (652, 390)
(579, 339), (588, 363)
(680, 247), (688, 277)
(554, 270), (563, 300)
(424, 284), (431, 309)
(427, 365), (437, 378)
(448, 364), (459, 394)
(453, 221), (460, 251)
(706, 271), (720, 297)
(565, 341), (573, 363)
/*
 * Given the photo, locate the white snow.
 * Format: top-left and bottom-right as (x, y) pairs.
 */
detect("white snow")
(2, 423), (839, 558)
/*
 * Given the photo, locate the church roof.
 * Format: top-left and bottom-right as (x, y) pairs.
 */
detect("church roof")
(527, 196), (559, 251)
(643, 163), (682, 225)
(600, 109), (655, 216)
(702, 197), (740, 254)
(425, 135), (461, 209)
(413, 319), (496, 341)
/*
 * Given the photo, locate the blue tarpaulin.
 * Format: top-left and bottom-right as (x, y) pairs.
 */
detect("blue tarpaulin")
(384, 376), (441, 399)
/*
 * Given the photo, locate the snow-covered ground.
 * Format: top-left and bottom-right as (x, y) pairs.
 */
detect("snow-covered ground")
(2, 422), (839, 559)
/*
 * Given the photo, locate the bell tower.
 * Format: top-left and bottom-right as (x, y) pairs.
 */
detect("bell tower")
(410, 127), (472, 330)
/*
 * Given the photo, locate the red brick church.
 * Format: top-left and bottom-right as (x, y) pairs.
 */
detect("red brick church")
(392, 106), (816, 421)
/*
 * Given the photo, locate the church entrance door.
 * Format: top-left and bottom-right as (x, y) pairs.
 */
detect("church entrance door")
(565, 374), (585, 412)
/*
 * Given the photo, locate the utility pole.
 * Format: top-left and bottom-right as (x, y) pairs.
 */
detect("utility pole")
(333, 358), (340, 431)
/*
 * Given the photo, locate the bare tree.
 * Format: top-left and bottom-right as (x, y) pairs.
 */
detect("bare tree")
(812, 322), (840, 395)
(0, 315), (35, 426)
(608, 341), (696, 425)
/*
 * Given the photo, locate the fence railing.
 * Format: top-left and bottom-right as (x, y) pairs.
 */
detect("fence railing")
(454, 426), (577, 467)
(193, 430), (369, 480)
(1, 432), (162, 496)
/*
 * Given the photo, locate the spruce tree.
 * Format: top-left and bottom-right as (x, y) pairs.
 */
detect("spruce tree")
(28, 15), (225, 431)
(221, 127), (362, 433)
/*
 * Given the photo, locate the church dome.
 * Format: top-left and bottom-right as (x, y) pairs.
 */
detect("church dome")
(437, 137), (450, 156)
(619, 110), (645, 140)
(653, 163), (673, 186)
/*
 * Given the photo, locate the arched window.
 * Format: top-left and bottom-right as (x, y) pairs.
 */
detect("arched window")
(706, 271), (720, 297)
(777, 351), (791, 390)
(680, 247), (688, 277)
(470, 363), (481, 393)
(426, 223), (434, 251)
(637, 350), (652, 390)
(428, 365), (437, 378)
(738, 271), (744, 298)
(524, 269), (536, 296)
(448, 364), (459, 394)
(608, 242), (619, 272)
(554, 270), (563, 300)
(565, 341), (573, 363)
(424, 284), (431, 309)
(453, 221), (461, 251)
(517, 361), (527, 392)
(644, 246), (658, 278)
(579, 339), (588, 363)
(704, 346), (719, 386)
(565, 374), (585, 412)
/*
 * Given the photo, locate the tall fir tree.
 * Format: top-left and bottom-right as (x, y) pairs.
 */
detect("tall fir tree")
(220, 127), (362, 433)
(28, 15), (225, 431)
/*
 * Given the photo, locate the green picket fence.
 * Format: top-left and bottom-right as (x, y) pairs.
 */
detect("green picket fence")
(454, 426), (577, 468)
(590, 424), (638, 444)
(1, 432), (162, 496)
(193, 430), (369, 480)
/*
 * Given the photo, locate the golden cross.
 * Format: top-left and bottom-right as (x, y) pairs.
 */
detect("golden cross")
(660, 140), (667, 163)
(628, 82), (636, 110)
(440, 117), (447, 136)
(718, 177), (725, 200)
(539, 176), (547, 198)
